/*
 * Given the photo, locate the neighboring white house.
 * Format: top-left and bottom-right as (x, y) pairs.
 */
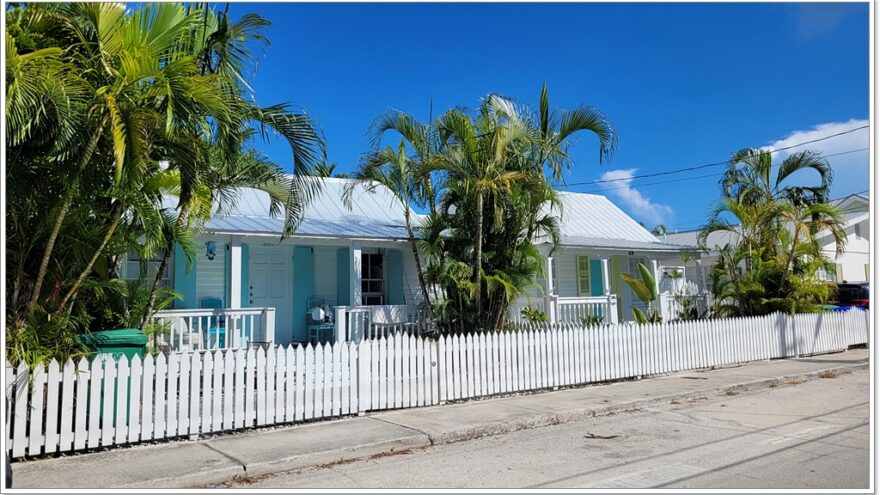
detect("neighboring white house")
(510, 191), (698, 325)
(662, 193), (870, 288)
(139, 180), (698, 352)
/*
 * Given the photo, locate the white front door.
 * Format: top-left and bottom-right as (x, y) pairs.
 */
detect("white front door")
(249, 245), (293, 346)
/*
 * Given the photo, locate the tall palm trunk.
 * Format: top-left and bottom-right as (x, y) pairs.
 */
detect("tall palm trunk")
(55, 201), (125, 313)
(26, 124), (104, 316)
(404, 208), (434, 318)
(472, 191), (484, 324)
(139, 202), (191, 330)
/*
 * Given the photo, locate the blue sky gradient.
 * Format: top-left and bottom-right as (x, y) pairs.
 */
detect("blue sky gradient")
(229, 2), (869, 231)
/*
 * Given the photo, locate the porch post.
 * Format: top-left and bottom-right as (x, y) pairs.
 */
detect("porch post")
(228, 236), (243, 348)
(350, 241), (362, 307)
(544, 256), (557, 324)
(229, 236), (242, 310)
(601, 257), (617, 323)
(335, 306), (347, 343)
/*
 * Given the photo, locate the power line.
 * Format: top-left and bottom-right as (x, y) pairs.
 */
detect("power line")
(558, 125), (869, 187)
(574, 147), (869, 194)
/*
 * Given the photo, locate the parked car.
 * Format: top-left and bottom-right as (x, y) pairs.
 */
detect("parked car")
(830, 282), (870, 310)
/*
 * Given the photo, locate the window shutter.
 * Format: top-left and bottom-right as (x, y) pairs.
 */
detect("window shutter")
(387, 249), (405, 305)
(835, 263), (844, 282)
(577, 256), (591, 296)
(337, 248), (350, 305)
(589, 259), (604, 296)
(173, 243), (196, 309)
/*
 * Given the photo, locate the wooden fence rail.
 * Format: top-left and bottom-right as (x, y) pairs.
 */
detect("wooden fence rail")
(5, 310), (869, 458)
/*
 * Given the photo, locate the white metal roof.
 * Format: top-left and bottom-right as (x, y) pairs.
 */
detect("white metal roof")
(174, 177), (414, 240)
(541, 191), (693, 252)
(170, 179), (694, 251)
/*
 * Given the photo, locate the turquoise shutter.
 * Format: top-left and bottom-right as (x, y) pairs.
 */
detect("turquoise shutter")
(173, 243), (197, 309)
(293, 246), (315, 342)
(240, 243), (250, 308)
(337, 248), (350, 305)
(387, 249), (404, 304)
(590, 259), (604, 296)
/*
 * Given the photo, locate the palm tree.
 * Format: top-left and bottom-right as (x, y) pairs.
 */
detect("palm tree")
(6, 4), (325, 346)
(343, 141), (435, 314)
(720, 148), (833, 207)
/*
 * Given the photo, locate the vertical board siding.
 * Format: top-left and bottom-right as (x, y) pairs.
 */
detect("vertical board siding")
(6, 310), (868, 458)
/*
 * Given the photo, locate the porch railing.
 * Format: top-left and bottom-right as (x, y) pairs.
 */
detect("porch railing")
(151, 307), (276, 352)
(510, 295), (619, 324)
(557, 295), (619, 324)
(334, 305), (432, 342)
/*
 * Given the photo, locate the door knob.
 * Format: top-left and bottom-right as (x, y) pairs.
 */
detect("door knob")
(250, 299), (254, 304)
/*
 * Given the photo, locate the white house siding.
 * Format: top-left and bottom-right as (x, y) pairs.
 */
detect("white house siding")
(196, 240), (226, 306)
(822, 218), (870, 283)
(400, 246), (424, 305)
(313, 245), (338, 305)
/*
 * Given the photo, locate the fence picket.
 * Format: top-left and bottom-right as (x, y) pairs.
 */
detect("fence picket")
(245, 348), (256, 426)
(166, 354), (186, 437)
(322, 344), (333, 417)
(188, 352), (201, 435)
(44, 360), (61, 454)
(114, 357), (130, 445)
(127, 356), (142, 443)
(11, 363), (29, 457)
(154, 354), (168, 440)
(28, 363), (47, 455)
(265, 348), (275, 425)
(393, 334), (403, 408)
(140, 356), (154, 441)
(100, 359), (117, 446)
(201, 352), (214, 434)
(59, 359), (76, 452)
(295, 346), (306, 421)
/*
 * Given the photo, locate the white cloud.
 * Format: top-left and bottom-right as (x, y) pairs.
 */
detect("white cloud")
(763, 119), (869, 198)
(599, 168), (674, 227)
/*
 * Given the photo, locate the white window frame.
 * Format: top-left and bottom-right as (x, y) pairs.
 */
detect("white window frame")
(123, 250), (172, 287)
(361, 249), (385, 305)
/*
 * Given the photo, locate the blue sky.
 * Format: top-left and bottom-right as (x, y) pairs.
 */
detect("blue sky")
(229, 2), (869, 231)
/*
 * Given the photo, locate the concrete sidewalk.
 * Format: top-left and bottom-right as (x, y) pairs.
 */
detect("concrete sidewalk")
(12, 349), (869, 489)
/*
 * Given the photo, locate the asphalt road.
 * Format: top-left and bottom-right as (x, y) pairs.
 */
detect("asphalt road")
(228, 368), (870, 489)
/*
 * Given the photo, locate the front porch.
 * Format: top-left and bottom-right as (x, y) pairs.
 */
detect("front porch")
(509, 246), (697, 325)
(150, 234), (427, 352)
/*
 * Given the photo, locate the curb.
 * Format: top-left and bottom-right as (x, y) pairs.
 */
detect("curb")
(238, 433), (430, 479)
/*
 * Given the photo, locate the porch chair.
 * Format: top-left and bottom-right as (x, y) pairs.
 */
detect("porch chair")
(200, 298), (227, 348)
(307, 296), (335, 346)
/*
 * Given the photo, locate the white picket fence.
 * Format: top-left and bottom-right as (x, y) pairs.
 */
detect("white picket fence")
(5, 310), (869, 458)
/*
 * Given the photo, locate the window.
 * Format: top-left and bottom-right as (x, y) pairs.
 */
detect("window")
(835, 264), (845, 283)
(855, 223), (862, 238)
(124, 250), (171, 287)
(576, 256), (591, 296)
(361, 251), (384, 305)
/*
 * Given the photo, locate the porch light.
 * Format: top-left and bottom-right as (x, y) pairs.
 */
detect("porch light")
(205, 241), (216, 261)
